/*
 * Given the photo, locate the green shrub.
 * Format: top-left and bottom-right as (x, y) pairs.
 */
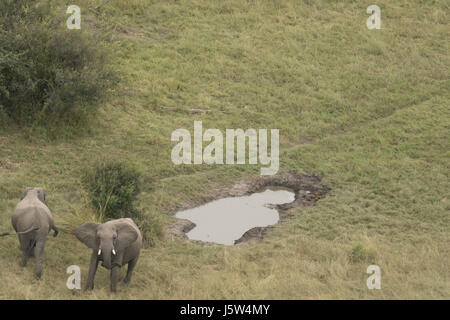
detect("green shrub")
(349, 243), (377, 263)
(82, 160), (141, 221)
(135, 210), (164, 247)
(0, 0), (117, 132)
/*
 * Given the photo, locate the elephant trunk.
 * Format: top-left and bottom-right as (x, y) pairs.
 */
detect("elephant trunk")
(99, 242), (114, 269)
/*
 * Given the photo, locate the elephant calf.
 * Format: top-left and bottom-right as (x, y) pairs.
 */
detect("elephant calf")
(75, 218), (142, 292)
(11, 188), (59, 279)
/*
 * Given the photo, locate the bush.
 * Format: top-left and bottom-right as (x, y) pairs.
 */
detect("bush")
(83, 160), (164, 246)
(349, 243), (377, 263)
(82, 160), (141, 221)
(0, 0), (117, 132)
(135, 210), (164, 247)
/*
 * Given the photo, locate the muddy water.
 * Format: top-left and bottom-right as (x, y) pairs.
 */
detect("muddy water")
(175, 188), (295, 245)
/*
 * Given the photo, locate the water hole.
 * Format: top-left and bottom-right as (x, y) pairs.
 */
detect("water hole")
(175, 187), (296, 245)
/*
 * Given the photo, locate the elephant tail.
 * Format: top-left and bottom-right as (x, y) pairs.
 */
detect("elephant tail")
(16, 225), (40, 234)
(52, 225), (59, 237)
(0, 232), (12, 237)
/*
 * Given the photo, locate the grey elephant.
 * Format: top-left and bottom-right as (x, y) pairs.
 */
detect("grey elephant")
(11, 187), (59, 279)
(75, 218), (142, 292)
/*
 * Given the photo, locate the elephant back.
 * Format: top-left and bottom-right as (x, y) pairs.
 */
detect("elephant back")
(12, 202), (53, 234)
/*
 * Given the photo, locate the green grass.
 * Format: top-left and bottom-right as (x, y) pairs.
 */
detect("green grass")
(0, 0), (449, 299)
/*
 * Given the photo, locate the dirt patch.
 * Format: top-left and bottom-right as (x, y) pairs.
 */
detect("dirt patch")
(0, 159), (19, 170)
(168, 171), (330, 246)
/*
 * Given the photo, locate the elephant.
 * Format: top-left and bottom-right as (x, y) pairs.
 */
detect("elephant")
(75, 218), (142, 293)
(11, 187), (59, 279)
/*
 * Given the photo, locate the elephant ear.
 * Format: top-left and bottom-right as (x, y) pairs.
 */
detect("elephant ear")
(116, 221), (138, 251)
(20, 187), (33, 200)
(75, 222), (100, 249)
(36, 188), (46, 204)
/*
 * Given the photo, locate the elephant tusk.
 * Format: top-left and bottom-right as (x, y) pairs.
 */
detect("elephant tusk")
(112, 249), (116, 255)
(98, 249), (102, 256)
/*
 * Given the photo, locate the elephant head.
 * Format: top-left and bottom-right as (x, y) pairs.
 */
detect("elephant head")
(21, 187), (46, 204)
(75, 220), (139, 269)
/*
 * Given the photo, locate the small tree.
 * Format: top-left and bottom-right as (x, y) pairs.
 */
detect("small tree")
(0, 0), (117, 132)
(82, 160), (141, 221)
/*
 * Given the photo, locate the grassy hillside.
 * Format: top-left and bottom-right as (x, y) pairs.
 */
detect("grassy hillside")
(0, 0), (449, 299)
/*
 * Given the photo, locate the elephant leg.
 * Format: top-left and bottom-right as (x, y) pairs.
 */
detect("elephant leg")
(19, 237), (34, 267)
(20, 250), (29, 267)
(110, 266), (121, 293)
(33, 240), (46, 280)
(28, 239), (36, 257)
(123, 257), (138, 284)
(85, 252), (99, 291)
